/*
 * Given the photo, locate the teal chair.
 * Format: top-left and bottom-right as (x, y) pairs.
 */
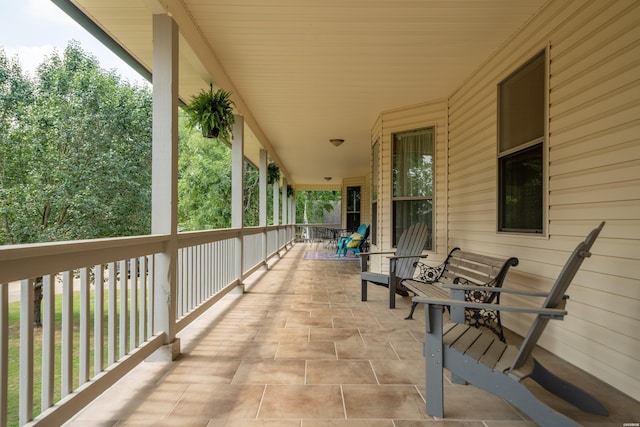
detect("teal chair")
(337, 224), (369, 258)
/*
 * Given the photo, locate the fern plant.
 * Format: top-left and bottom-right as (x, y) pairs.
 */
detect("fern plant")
(183, 86), (235, 140)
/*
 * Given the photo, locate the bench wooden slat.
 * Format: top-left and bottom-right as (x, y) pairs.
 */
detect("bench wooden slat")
(449, 259), (495, 277)
(402, 279), (449, 299)
(453, 250), (513, 268)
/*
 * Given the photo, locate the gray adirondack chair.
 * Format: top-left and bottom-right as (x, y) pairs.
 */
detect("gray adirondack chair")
(413, 222), (608, 427)
(359, 222), (429, 309)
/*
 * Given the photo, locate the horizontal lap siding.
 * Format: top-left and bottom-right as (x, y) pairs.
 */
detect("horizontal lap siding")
(447, 0), (640, 400)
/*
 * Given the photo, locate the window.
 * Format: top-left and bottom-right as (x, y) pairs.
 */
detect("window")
(392, 127), (434, 249)
(346, 186), (361, 231)
(498, 51), (545, 233)
(371, 140), (379, 245)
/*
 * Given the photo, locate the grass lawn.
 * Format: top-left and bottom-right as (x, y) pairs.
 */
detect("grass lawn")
(7, 285), (128, 427)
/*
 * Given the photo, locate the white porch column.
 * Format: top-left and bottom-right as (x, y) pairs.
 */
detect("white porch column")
(151, 14), (179, 360)
(290, 193), (295, 225)
(259, 150), (268, 264)
(273, 181), (280, 226)
(259, 150), (267, 228)
(281, 178), (288, 225)
(231, 115), (244, 288)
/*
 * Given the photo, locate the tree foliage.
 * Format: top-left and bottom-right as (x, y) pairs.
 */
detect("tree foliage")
(1, 41), (306, 244)
(295, 190), (340, 224)
(178, 112), (232, 230)
(177, 112), (263, 230)
(0, 42), (152, 244)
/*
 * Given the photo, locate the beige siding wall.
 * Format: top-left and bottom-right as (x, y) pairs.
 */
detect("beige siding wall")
(447, 0), (640, 399)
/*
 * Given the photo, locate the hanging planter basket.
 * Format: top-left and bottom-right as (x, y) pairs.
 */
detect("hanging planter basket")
(183, 85), (235, 140)
(203, 125), (220, 138)
(267, 162), (281, 185)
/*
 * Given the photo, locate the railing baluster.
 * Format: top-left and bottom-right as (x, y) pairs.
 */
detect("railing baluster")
(148, 255), (155, 336)
(0, 283), (7, 427)
(108, 262), (117, 365)
(19, 279), (34, 426)
(61, 271), (73, 397)
(119, 260), (127, 359)
(139, 256), (147, 342)
(130, 258), (138, 351)
(41, 275), (55, 411)
(94, 265), (104, 375)
(188, 246), (194, 311)
(207, 243), (212, 297)
(79, 268), (90, 384)
(196, 245), (201, 305)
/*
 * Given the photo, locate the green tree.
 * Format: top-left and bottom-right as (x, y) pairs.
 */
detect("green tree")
(178, 111), (232, 230)
(295, 190), (340, 224)
(0, 48), (34, 243)
(0, 42), (152, 245)
(243, 161), (259, 227)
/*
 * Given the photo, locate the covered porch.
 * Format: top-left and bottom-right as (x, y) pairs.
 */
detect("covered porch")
(1, 0), (639, 425)
(64, 242), (638, 426)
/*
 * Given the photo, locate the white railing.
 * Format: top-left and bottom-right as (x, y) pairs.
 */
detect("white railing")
(0, 225), (294, 427)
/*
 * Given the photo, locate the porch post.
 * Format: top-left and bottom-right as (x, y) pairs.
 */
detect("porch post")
(281, 178), (288, 226)
(231, 114), (244, 290)
(259, 149), (268, 264)
(273, 181), (280, 226)
(151, 14), (180, 360)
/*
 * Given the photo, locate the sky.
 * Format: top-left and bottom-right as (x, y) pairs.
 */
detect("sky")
(0, 0), (148, 86)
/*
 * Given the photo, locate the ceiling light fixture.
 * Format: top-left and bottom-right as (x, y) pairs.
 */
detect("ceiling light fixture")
(324, 177), (332, 181)
(329, 138), (344, 147)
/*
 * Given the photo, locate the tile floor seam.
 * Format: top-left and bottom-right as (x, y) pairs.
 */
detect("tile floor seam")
(340, 384), (348, 420)
(369, 359), (382, 385)
(255, 384), (268, 420)
(165, 384), (189, 423)
(304, 360), (308, 385)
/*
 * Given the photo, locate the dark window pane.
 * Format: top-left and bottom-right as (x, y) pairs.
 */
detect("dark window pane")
(499, 52), (545, 152)
(346, 186), (361, 231)
(392, 199), (432, 250)
(499, 144), (543, 233)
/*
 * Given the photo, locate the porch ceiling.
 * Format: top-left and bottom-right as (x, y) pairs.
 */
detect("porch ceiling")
(63, 0), (547, 187)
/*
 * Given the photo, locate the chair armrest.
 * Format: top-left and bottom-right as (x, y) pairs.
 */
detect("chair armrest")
(441, 283), (550, 298)
(412, 295), (567, 319)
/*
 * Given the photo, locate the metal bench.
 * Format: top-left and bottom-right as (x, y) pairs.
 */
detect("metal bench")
(402, 248), (518, 342)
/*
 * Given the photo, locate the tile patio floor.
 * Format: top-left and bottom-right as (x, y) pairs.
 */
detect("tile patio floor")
(65, 242), (640, 426)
